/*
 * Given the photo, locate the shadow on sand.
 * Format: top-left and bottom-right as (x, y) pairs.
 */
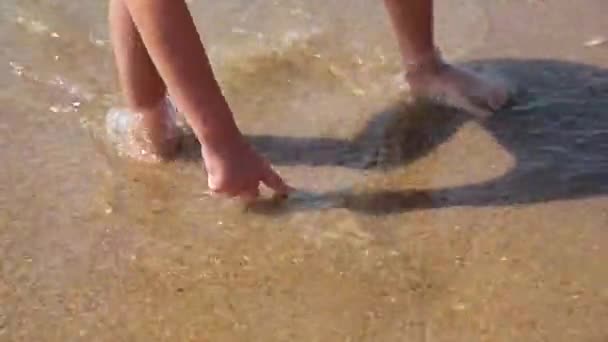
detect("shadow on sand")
(179, 58), (608, 215)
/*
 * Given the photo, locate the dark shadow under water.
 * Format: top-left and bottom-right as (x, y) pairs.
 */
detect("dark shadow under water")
(179, 58), (608, 215)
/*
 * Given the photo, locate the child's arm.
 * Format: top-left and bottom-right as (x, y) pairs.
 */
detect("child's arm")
(123, 0), (291, 199)
(123, 0), (236, 143)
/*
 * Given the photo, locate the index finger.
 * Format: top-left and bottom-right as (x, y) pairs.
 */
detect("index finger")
(261, 167), (294, 196)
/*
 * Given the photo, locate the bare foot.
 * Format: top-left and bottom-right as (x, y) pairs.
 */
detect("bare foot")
(106, 97), (181, 162)
(405, 53), (510, 118)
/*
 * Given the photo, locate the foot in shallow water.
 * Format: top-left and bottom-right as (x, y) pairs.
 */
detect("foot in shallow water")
(406, 59), (511, 118)
(105, 97), (182, 162)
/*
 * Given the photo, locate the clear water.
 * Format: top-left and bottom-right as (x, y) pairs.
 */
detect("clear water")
(1, 0), (607, 340)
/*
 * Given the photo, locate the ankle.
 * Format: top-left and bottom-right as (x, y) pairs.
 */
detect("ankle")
(127, 96), (173, 118)
(404, 47), (447, 80)
(105, 106), (181, 162)
(129, 98), (180, 154)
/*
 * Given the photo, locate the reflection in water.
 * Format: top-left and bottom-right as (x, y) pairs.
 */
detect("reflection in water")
(1, 0), (608, 341)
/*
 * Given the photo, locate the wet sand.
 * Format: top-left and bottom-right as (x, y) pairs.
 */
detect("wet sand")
(1, 0), (607, 341)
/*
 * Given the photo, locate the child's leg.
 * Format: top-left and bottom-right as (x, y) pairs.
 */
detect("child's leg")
(107, 0), (180, 161)
(383, 0), (509, 117)
(106, 0), (289, 197)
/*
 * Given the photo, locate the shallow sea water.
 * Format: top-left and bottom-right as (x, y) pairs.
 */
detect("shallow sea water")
(1, 0), (607, 341)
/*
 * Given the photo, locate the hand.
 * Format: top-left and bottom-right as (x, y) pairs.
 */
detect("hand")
(200, 134), (293, 201)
